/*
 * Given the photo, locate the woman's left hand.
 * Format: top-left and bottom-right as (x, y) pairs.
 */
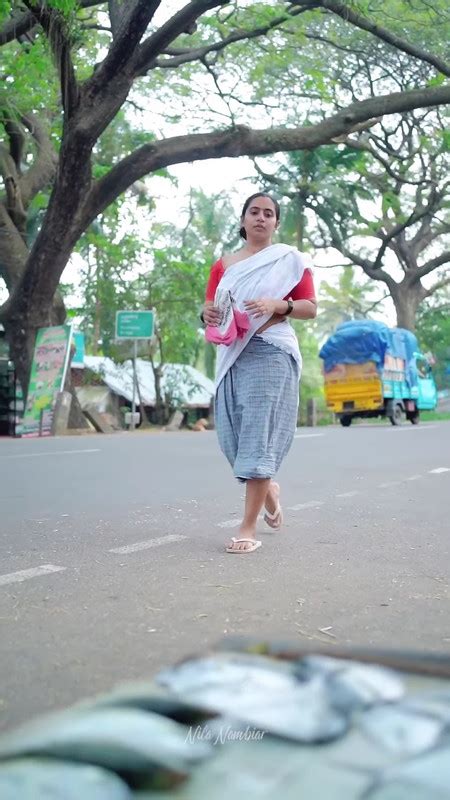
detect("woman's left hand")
(244, 298), (278, 318)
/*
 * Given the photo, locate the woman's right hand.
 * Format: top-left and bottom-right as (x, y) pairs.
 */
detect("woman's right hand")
(203, 304), (221, 326)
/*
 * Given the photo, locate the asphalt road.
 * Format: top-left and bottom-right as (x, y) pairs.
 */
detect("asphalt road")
(1, 421), (449, 731)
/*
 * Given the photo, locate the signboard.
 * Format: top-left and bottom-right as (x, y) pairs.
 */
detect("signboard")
(71, 331), (85, 368)
(115, 310), (154, 340)
(21, 325), (73, 437)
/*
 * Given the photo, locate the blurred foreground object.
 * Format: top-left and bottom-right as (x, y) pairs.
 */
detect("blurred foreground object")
(1, 639), (450, 798)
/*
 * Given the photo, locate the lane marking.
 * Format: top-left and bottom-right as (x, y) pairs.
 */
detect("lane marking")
(406, 475), (422, 481)
(0, 564), (66, 587)
(429, 467), (450, 474)
(1, 449), (100, 459)
(336, 491), (359, 498)
(109, 534), (187, 554)
(294, 433), (324, 439)
(377, 425), (437, 433)
(378, 481), (401, 488)
(217, 519), (241, 528)
(287, 500), (324, 511)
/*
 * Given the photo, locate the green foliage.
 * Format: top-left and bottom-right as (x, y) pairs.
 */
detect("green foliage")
(416, 289), (450, 389)
(316, 267), (381, 340)
(292, 319), (330, 425)
(69, 190), (237, 379)
(0, 38), (60, 119)
(75, 216), (149, 358)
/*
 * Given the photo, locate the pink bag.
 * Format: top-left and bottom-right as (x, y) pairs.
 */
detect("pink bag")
(205, 289), (250, 346)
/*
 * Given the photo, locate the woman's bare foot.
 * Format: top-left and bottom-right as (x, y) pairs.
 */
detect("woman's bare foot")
(265, 481), (280, 515)
(264, 481), (283, 529)
(226, 524), (258, 552)
(225, 537), (261, 553)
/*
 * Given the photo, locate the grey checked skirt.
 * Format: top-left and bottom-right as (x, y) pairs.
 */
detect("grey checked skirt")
(215, 336), (300, 481)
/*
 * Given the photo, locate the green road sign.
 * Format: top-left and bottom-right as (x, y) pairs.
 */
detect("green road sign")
(115, 310), (154, 340)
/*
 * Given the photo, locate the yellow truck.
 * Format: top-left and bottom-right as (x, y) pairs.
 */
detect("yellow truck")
(319, 321), (437, 426)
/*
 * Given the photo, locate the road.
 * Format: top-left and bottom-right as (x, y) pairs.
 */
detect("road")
(1, 422), (449, 731)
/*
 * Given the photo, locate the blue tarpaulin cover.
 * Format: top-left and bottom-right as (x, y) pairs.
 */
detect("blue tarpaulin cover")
(319, 321), (419, 389)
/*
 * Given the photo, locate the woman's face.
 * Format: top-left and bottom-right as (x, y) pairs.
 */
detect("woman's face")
(241, 196), (279, 241)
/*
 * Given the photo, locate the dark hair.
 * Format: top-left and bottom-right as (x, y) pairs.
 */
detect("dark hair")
(239, 192), (281, 239)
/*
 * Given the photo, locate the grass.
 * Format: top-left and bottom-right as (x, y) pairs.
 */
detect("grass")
(420, 411), (450, 422)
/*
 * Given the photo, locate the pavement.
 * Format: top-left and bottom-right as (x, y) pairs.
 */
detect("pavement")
(0, 421), (449, 731)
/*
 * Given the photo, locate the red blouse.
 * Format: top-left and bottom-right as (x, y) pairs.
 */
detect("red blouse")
(205, 258), (316, 303)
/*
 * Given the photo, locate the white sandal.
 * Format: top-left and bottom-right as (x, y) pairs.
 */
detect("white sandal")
(226, 537), (262, 554)
(264, 505), (283, 530)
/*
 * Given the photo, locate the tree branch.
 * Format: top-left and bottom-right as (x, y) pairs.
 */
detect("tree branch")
(0, 145), (26, 236)
(339, 137), (428, 187)
(358, 261), (398, 291)
(410, 183), (450, 258)
(423, 275), (450, 298)
(18, 114), (59, 208)
(2, 116), (26, 173)
(372, 202), (439, 271)
(86, 0), (161, 92)
(22, 1), (79, 115)
(308, 201), (399, 290)
(152, 6), (310, 70)
(0, 0), (104, 46)
(133, 0), (231, 76)
(108, 0), (125, 39)
(0, 7), (38, 46)
(83, 82), (450, 227)
(417, 251), (450, 280)
(0, 203), (30, 290)
(291, 0), (450, 77)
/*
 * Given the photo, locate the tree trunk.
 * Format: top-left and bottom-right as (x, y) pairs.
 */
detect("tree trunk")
(135, 368), (150, 427)
(5, 301), (65, 396)
(391, 280), (428, 332)
(152, 364), (166, 424)
(4, 293), (88, 430)
(64, 371), (90, 430)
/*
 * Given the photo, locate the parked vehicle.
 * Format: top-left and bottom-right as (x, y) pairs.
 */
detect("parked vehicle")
(319, 321), (437, 426)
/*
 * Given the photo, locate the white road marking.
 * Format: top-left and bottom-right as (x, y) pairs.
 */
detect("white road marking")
(378, 481), (401, 488)
(217, 519), (241, 528)
(1, 448), (100, 459)
(0, 564), (66, 587)
(390, 425), (437, 432)
(429, 467), (450, 474)
(336, 491), (359, 498)
(287, 500), (324, 511)
(109, 534), (187, 554)
(294, 433), (324, 439)
(406, 475), (422, 481)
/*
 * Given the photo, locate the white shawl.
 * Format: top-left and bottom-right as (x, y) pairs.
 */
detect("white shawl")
(214, 243), (307, 388)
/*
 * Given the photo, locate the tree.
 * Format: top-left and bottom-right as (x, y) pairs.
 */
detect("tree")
(315, 266), (386, 339)
(67, 187), (236, 417)
(254, 106), (449, 331)
(0, 0), (449, 397)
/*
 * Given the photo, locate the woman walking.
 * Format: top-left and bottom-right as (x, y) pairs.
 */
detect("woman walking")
(202, 193), (317, 553)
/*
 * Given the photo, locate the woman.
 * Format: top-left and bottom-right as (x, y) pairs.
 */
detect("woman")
(202, 192), (317, 554)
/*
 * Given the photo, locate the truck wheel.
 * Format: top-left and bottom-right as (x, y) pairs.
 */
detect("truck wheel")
(340, 415), (352, 427)
(407, 410), (420, 425)
(389, 404), (404, 426)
